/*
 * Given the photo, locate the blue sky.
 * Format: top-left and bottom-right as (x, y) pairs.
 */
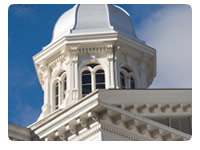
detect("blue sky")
(8, 4), (192, 127)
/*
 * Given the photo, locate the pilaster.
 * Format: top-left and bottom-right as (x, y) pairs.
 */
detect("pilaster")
(70, 45), (79, 101)
(105, 42), (115, 89)
(60, 48), (70, 108)
(38, 62), (51, 119)
(114, 45), (123, 89)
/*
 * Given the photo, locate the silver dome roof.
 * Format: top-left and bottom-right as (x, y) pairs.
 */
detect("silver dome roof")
(52, 4), (141, 42)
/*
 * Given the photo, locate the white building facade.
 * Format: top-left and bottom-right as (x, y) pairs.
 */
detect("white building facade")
(33, 4), (156, 120)
(8, 4), (192, 141)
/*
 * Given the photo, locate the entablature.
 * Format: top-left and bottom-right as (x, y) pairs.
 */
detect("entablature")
(28, 89), (191, 141)
(33, 31), (156, 90)
(112, 103), (192, 117)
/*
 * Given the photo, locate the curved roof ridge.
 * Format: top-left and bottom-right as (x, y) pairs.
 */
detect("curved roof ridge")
(114, 5), (130, 16)
(69, 4), (80, 33)
(105, 4), (114, 30)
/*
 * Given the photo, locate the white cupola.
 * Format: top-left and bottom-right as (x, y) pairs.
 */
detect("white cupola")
(33, 4), (156, 120)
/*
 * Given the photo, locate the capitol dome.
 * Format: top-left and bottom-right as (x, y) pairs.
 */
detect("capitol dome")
(52, 4), (141, 42)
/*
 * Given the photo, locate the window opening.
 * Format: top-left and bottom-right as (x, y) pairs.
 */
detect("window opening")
(63, 76), (67, 99)
(96, 69), (105, 89)
(130, 77), (135, 89)
(82, 70), (92, 97)
(55, 82), (59, 110)
(120, 72), (125, 89)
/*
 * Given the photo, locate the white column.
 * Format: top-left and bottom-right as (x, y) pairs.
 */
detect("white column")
(58, 81), (61, 108)
(43, 76), (50, 113)
(106, 43), (115, 89)
(108, 59), (115, 88)
(114, 60), (120, 89)
(114, 46), (121, 89)
(60, 51), (70, 108)
(71, 60), (78, 100)
(38, 63), (51, 119)
(71, 46), (79, 101)
(91, 71), (95, 91)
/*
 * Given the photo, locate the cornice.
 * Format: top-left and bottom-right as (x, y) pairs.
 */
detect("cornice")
(117, 33), (156, 56)
(47, 54), (65, 68)
(33, 32), (118, 63)
(28, 90), (99, 138)
(116, 44), (142, 63)
(28, 89), (191, 141)
(113, 103), (192, 117)
(78, 46), (107, 54)
(69, 122), (101, 141)
(99, 101), (191, 141)
(33, 31), (156, 89)
(101, 122), (143, 141)
(33, 38), (67, 65)
(38, 101), (191, 141)
(33, 31), (155, 65)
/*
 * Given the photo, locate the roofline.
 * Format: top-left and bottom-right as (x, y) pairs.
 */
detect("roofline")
(28, 89), (191, 140)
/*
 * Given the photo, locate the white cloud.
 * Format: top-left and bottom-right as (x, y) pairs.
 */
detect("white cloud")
(137, 5), (192, 88)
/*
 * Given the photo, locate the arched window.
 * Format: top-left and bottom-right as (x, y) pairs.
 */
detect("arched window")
(87, 63), (99, 68)
(120, 66), (136, 89)
(130, 77), (135, 89)
(63, 76), (67, 99)
(82, 70), (92, 97)
(55, 82), (59, 110)
(120, 72), (125, 89)
(121, 67), (131, 73)
(95, 69), (105, 89)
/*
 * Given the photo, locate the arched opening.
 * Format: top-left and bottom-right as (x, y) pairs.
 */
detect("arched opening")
(120, 72), (125, 89)
(130, 77), (135, 89)
(63, 76), (67, 99)
(120, 66), (137, 89)
(82, 70), (92, 97)
(95, 69), (105, 89)
(87, 63), (99, 68)
(55, 82), (59, 110)
(52, 71), (67, 111)
(121, 67), (131, 73)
